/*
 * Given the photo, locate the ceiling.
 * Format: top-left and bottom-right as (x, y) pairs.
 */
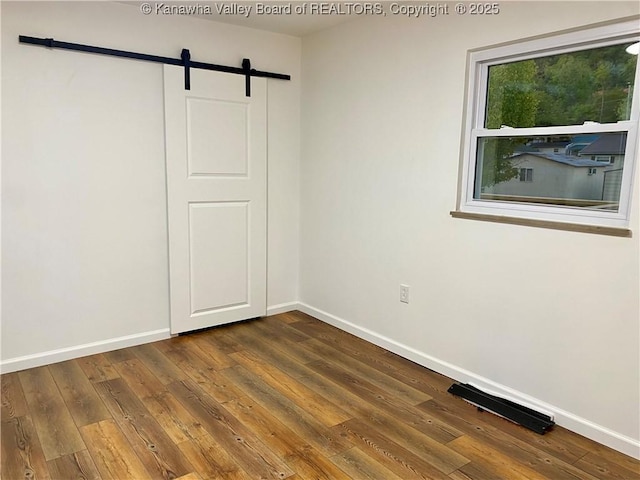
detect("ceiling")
(121, 1), (357, 37)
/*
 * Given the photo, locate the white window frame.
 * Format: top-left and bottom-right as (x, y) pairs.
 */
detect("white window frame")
(519, 168), (533, 182)
(458, 19), (640, 229)
(594, 155), (613, 164)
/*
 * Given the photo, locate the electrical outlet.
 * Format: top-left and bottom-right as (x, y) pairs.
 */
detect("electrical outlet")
(400, 284), (410, 304)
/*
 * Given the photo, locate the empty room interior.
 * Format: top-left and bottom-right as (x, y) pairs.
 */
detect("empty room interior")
(2, 1), (640, 479)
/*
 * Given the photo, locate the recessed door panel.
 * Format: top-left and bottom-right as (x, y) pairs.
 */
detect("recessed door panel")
(189, 202), (248, 314)
(187, 98), (248, 176)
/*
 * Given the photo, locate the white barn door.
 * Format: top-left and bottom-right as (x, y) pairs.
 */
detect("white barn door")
(163, 65), (267, 334)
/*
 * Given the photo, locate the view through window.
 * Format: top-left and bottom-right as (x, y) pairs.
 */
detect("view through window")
(475, 42), (636, 212)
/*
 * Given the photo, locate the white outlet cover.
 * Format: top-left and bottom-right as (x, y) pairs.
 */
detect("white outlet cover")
(400, 284), (410, 303)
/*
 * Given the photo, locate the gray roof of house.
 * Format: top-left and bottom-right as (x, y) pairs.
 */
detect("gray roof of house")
(512, 152), (605, 167)
(579, 133), (627, 155)
(529, 141), (570, 149)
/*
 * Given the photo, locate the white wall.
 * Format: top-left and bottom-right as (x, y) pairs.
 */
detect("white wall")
(300, 2), (640, 457)
(2, 0), (639, 459)
(1, 2), (300, 367)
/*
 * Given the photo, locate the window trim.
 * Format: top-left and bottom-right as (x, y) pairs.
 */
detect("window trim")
(519, 168), (533, 182)
(594, 155), (613, 164)
(456, 18), (640, 231)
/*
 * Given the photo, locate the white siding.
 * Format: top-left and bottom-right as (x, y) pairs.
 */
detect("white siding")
(486, 155), (606, 200)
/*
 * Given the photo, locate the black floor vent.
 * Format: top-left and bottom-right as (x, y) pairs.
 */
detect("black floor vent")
(448, 383), (555, 435)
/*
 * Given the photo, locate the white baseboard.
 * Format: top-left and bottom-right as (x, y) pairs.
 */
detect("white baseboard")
(298, 302), (640, 460)
(266, 301), (301, 316)
(3, 302), (637, 459)
(0, 328), (171, 374)
(0, 302), (301, 374)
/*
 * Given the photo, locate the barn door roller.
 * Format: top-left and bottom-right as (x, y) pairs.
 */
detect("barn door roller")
(18, 35), (290, 96)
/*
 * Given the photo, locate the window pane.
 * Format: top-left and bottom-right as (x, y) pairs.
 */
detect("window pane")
(485, 43), (637, 128)
(474, 133), (627, 210)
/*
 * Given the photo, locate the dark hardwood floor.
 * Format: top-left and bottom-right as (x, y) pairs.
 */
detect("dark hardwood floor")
(2, 311), (639, 479)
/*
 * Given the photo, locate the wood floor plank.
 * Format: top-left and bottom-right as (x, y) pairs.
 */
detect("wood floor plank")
(338, 411), (469, 473)
(103, 347), (137, 364)
(422, 397), (602, 480)
(226, 319), (320, 367)
(250, 321), (326, 365)
(277, 312), (305, 324)
(289, 313), (453, 397)
(200, 329), (245, 355)
(1, 372), (29, 421)
(568, 435), (640, 475)
(47, 450), (102, 480)
(1, 416), (51, 480)
(175, 473), (204, 480)
(307, 359), (461, 444)
(131, 343), (188, 385)
(18, 367), (86, 460)
(302, 338), (432, 405)
(168, 378), (295, 480)
(177, 432), (251, 480)
(143, 390), (210, 445)
(222, 395), (313, 457)
(448, 462), (516, 480)
(334, 417), (462, 479)
(287, 313), (391, 360)
(448, 435), (551, 480)
(77, 354), (120, 383)
(224, 396), (352, 479)
(380, 350), (455, 395)
(314, 376), (467, 474)
(224, 329), (467, 465)
(253, 314), (312, 343)
(285, 446), (352, 480)
(180, 333), (237, 370)
(220, 364), (352, 457)
(574, 452), (640, 480)
(230, 349), (352, 426)
(330, 447), (406, 480)
(227, 349), (468, 479)
(94, 378), (193, 480)
(80, 419), (152, 480)
(113, 357), (167, 400)
(48, 360), (111, 427)
(224, 327), (314, 380)
(437, 399), (589, 465)
(228, 317), (439, 459)
(161, 343), (246, 403)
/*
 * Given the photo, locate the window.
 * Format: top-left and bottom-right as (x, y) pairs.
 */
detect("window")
(519, 168), (533, 182)
(457, 19), (639, 230)
(594, 155), (613, 164)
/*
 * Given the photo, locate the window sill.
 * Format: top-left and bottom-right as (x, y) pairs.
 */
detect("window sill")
(450, 211), (632, 238)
